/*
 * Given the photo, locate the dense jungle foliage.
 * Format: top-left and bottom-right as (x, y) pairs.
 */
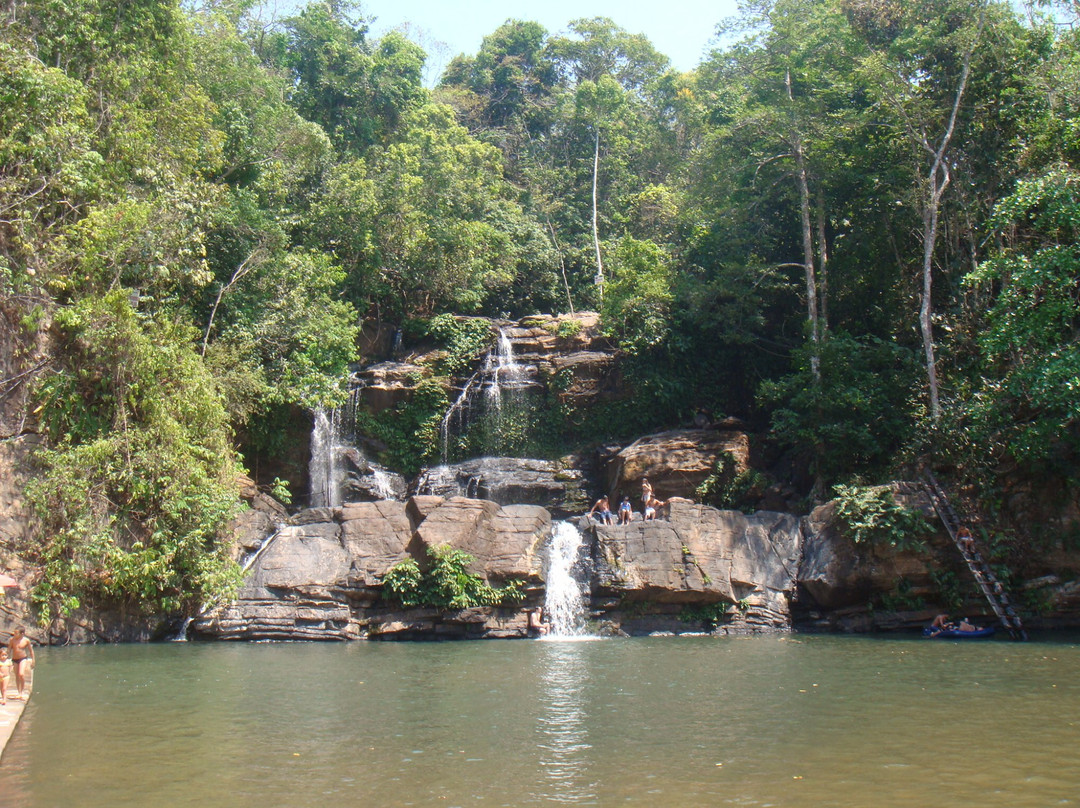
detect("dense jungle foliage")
(2, 0), (1079, 619)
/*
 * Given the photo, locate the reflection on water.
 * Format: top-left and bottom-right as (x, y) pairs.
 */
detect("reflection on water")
(536, 641), (594, 803)
(2, 634), (1080, 807)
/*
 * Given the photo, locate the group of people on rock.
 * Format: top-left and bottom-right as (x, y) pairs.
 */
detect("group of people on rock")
(587, 476), (670, 525)
(1, 626), (34, 705)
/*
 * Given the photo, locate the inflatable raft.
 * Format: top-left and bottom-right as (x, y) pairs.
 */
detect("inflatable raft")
(923, 625), (996, 639)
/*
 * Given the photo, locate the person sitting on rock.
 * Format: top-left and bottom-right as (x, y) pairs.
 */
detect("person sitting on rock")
(618, 496), (633, 525)
(644, 495), (666, 521)
(588, 495), (614, 525)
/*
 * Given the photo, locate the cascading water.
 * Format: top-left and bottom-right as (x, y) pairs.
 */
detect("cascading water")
(439, 326), (536, 463)
(308, 391), (361, 507)
(309, 408), (343, 508)
(485, 328), (525, 416)
(544, 521), (590, 637)
(369, 468), (397, 500)
(439, 371), (480, 462)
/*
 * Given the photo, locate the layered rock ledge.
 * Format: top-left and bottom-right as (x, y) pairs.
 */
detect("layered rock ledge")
(194, 494), (806, 641)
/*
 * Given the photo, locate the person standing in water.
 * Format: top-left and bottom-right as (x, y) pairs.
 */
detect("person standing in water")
(528, 607), (549, 636)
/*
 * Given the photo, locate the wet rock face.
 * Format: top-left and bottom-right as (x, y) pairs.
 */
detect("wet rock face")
(502, 313), (624, 407)
(606, 429), (752, 502)
(339, 449), (408, 503)
(418, 457), (593, 517)
(230, 474), (288, 557)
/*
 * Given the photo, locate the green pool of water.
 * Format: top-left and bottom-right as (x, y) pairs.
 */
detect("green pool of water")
(2, 633), (1078, 806)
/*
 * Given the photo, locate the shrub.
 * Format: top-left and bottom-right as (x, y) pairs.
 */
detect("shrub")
(556, 318), (583, 339)
(832, 484), (932, 552)
(426, 314), (492, 376)
(28, 290), (243, 622)
(383, 545), (525, 609)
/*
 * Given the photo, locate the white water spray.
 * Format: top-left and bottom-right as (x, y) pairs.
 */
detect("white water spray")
(369, 467), (397, 500)
(544, 521), (590, 637)
(309, 407), (345, 507)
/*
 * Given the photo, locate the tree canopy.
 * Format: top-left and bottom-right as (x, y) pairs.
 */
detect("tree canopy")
(2, 0), (1079, 617)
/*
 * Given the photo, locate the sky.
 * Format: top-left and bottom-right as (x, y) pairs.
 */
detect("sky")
(261, 0), (743, 84)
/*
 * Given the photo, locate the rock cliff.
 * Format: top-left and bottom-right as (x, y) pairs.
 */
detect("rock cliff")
(194, 495), (803, 641)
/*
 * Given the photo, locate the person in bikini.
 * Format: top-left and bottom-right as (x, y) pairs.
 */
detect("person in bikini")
(8, 626), (34, 700)
(641, 477), (653, 508)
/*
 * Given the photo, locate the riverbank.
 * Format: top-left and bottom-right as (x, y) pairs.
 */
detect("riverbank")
(0, 669), (32, 761)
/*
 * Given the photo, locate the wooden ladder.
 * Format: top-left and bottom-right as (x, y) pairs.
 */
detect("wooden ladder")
(920, 471), (1028, 641)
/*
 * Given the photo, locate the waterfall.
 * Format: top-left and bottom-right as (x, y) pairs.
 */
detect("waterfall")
(439, 371), (480, 462)
(308, 391), (361, 507)
(440, 326), (536, 463)
(170, 616), (195, 642)
(544, 521), (590, 637)
(369, 467), (397, 500)
(485, 328), (524, 413)
(309, 408), (342, 508)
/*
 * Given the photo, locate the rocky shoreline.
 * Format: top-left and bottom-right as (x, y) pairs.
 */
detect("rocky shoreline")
(187, 483), (982, 642)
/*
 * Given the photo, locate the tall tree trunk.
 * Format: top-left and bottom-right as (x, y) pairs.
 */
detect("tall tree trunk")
(787, 69), (820, 384)
(591, 126), (604, 306)
(545, 215), (575, 316)
(917, 11), (982, 422)
(816, 190), (829, 335)
(201, 248), (262, 357)
(921, 177), (946, 422)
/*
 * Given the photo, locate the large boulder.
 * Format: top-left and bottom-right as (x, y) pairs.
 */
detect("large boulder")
(590, 500), (802, 630)
(339, 501), (415, 587)
(797, 482), (940, 612)
(606, 429), (751, 502)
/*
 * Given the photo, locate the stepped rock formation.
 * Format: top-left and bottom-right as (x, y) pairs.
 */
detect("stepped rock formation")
(354, 361), (430, 415)
(195, 495), (804, 640)
(503, 313), (622, 407)
(194, 496), (550, 640)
